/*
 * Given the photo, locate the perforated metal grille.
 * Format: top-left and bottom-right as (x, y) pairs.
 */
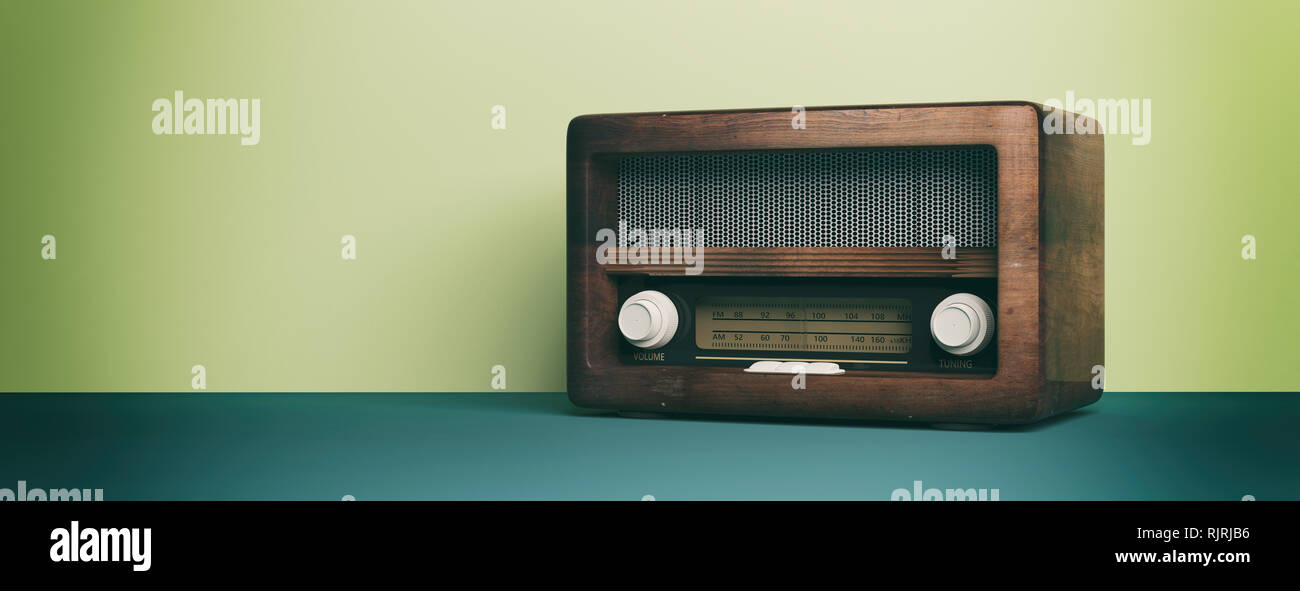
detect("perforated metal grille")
(616, 146), (997, 248)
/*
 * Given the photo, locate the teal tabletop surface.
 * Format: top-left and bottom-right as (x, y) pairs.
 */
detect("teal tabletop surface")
(0, 392), (1294, 501)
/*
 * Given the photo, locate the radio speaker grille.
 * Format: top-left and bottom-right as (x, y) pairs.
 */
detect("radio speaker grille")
(617, 146), (998, 248)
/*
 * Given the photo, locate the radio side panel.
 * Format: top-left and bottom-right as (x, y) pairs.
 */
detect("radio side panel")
(1039, 105), (1105, 418)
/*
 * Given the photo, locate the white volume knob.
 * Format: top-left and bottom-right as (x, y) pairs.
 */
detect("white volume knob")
(930, 293), (995, 356)
(618, 290), (679, 349)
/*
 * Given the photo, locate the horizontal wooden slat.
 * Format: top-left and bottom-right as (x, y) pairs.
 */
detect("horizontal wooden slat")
(597, 247), (996, 277)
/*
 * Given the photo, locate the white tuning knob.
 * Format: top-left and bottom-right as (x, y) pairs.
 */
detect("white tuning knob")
(618, 290), (679, 349)
(930, 293), (995, 356)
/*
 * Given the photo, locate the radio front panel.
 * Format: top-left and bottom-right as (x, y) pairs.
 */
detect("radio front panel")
(615, 277), (996, 375)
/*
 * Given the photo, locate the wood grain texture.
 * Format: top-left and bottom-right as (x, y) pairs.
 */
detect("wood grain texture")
(599, 247), (997, 277)
(1040, 105), (1105, 411)
(567, 102), (1102, 425)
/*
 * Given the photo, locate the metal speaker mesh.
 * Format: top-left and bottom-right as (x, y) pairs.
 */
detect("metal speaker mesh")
(616, 146), (998, 248)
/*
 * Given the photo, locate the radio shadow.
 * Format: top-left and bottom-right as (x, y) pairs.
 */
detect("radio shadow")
(551, 398), (1096, 433)
(410, 392), (1095, 432)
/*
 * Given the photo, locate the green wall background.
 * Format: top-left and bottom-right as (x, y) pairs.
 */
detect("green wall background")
(1, 0), (1296, 392)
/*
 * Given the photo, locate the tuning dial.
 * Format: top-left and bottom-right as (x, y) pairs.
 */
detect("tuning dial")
(930, 293), (995, 356)
(618, 290), (679, 349)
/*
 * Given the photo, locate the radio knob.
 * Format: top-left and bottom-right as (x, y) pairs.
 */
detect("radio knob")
(930, 293), (995, 356)
(618, 290), (679, 349)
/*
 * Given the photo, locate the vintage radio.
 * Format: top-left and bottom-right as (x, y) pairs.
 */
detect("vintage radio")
(566, 102), (1103, 426)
